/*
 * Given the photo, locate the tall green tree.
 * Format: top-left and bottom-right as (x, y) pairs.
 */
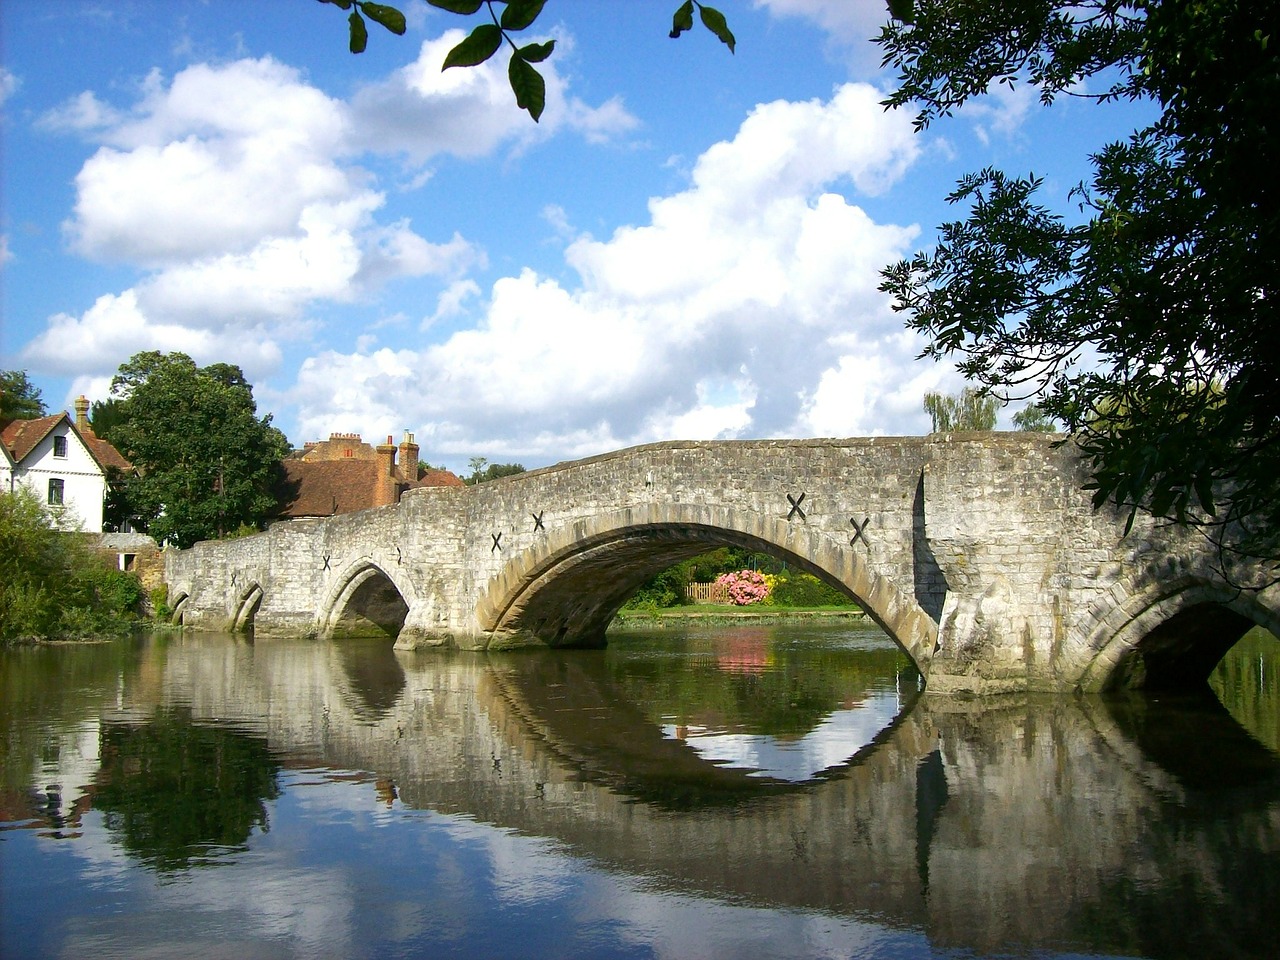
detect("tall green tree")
(89, 396), (129, 442)
(1011, 404), (1057, 434)
(877, 1), (1280, 560)
(108, 352), (291, 548)
(0, 370), (47, 420)
(923, 387), (1000, 433)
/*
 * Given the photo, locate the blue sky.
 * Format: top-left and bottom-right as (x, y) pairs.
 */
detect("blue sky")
(1, 1), (1148, 474)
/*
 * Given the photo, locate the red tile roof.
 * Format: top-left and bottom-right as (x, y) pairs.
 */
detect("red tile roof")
(0, 413), (131, 474)
(277, 459), (384, 518)
(1, 414), (64, 462)
(80, 427), (132, 473)
(276, 459), (464, 519)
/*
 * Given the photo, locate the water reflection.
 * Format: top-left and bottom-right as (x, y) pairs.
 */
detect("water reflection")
(334, 636), (407, 722)
(615, 625), (920, 780)
(1, 624), (1278, 960)
(93, 709), (281, 871)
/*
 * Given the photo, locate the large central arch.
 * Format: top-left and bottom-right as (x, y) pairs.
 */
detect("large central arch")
(476, 503), (938, 671)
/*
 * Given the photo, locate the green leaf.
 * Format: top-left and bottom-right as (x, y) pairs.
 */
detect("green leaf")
(320, 0), (354, 10)
(442, 23), (503, 69)
(508, 54), (546, 122)
(348, 11), (369, 53)
(698, 5), (735, 53)
(501, 0), (546, 32)
(886, 0), (914, 24)
(359, 2), (406, 36)
(518, 39), (556, 64)
(670, 1), (694, 39)
(426, 0), (484, 13)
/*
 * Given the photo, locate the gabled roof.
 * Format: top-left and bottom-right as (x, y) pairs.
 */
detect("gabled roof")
(0, 412), (132, 474)
(1, 414), (65, 462)
(419, 468), (465, 489)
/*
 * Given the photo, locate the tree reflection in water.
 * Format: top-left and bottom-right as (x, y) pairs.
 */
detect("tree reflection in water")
(92, 708), (281, 871)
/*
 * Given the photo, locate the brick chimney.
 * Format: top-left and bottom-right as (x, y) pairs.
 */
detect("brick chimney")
(75, 395), (91, 433)
(398, 431), (420, 482)
(375, 435), (398, 506)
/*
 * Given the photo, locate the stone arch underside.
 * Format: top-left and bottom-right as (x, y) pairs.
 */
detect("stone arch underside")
(1075, 571), (1280, 691)
(232, 583), (263, 633)
(170, 592), (189, 626)
(477, 504), (938, 672)
(324, 561), (410, 641)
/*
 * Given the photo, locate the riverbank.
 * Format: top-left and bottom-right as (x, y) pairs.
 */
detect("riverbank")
(611, 605), (868, 628)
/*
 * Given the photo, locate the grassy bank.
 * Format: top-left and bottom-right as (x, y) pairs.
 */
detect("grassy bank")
(612, 605), (868, 628)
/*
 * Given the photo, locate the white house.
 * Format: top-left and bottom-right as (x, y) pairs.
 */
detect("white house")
(1, 397), (131, 533)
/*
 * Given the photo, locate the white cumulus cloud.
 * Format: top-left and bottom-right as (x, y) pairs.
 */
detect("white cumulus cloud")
(288, 82), (944, 462)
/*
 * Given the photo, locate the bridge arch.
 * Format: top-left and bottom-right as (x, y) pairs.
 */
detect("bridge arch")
(476, 502), (938, 670)
(170, 591), (189, 626)
(232, 583), (263, 633)
(1074, 565), (1280, 691)
(322, 557), (412, 641)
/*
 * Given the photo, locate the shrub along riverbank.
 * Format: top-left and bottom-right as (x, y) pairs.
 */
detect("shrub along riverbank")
(621, 545), (858, 614)
(0, 489), (146, 643)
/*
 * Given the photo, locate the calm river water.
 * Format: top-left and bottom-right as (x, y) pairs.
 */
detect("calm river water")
(2, 622), (1278, 959)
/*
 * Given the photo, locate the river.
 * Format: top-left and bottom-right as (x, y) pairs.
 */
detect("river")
(2, 622), (1277, 959)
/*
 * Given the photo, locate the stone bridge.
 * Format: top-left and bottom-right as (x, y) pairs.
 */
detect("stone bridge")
(164, 434), (1280, 694)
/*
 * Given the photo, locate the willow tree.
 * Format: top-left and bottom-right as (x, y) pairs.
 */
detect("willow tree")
(923, 387), (1000, 433)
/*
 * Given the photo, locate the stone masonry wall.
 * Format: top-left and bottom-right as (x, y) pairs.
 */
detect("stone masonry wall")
(165, 434), (1274, 693)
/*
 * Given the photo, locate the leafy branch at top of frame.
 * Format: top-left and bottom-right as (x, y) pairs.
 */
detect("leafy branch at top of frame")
(318, 0), (736, 122)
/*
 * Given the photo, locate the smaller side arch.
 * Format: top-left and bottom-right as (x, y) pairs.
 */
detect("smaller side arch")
(321, 558), (412, 641)
(1073, 569), (1280, 691)
(169, 592), (189, 626)
(232, 583), (264, 634)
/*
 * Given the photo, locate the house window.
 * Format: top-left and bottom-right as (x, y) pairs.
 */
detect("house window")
(53, 435), (67, 458)
(48, 478), (64, 506)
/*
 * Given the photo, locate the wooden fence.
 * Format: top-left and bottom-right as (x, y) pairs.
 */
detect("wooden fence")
(685, 581), (730, 603)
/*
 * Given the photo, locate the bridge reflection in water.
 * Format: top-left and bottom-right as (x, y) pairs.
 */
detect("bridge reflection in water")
(3, 626), (1279, 959)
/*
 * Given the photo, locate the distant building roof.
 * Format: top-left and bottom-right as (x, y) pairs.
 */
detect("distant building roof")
(275, 459), (463, 520)
(277, 459), (385, 518)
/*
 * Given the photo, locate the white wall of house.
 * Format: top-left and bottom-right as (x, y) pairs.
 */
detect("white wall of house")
(0, 447), (15, 499)
(8, 423), (106, 532)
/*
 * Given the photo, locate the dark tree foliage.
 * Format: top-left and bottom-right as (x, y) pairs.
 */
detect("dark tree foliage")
(877, 1), (1280, 566)
(108, 352), (291, 548)
(317, 0), (735, 120)
(0, 369), (47, 420)
(89, 396), (128, 442)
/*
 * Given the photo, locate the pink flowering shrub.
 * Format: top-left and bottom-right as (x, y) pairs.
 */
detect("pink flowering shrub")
(714, 569), (771, 605)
